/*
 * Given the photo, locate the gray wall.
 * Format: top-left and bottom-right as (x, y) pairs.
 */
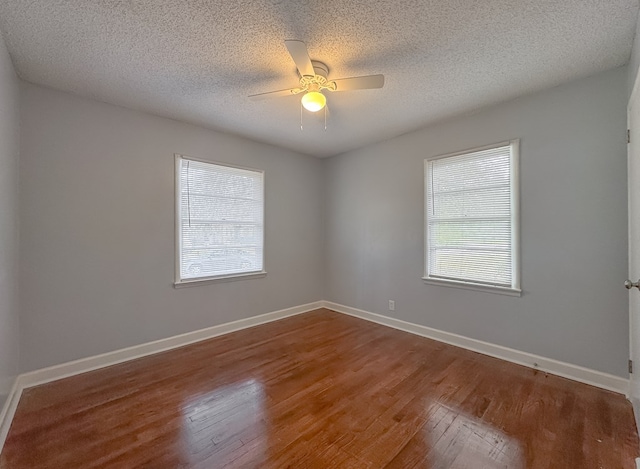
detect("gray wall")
(15, 65), (632, 378)
(0, 33), (20, 398)
(19, 84), (325, 372)
(325, 67), (629, 377)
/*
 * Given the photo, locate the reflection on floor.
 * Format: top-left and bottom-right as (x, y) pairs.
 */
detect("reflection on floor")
(0, 309), (637, 468)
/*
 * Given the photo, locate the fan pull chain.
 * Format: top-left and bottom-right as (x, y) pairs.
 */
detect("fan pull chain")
(300, 103), (303, 131)
(324, 106), (327, 131)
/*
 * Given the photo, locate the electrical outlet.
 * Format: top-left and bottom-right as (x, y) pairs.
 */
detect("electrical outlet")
(389, 300), (395, 311)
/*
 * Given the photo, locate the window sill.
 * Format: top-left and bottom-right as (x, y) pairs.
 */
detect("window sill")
(174, 271), (267, 288)
(422, 277), (521, 297)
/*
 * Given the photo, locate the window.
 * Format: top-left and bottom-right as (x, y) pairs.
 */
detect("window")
(175, 155), (264, 284)
(424, 140), (520, 295)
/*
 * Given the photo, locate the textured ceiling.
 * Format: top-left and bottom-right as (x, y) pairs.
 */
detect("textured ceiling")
(0, 0), (637, 157)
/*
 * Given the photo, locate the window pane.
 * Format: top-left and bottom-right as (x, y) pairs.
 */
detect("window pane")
(178, 157), (264, 281)
(430, 249), (512, 286)
(431, 186), (511, 219)
(425, 143), (517, 288)
(430, 220), (511, 250)
(430, 148), (510, 193)
(180, 196), (262, 223)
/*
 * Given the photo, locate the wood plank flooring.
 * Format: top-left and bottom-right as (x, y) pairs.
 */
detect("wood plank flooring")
(1, 309), (638, 468)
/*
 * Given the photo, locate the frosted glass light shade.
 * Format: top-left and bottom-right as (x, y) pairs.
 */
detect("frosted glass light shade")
(301, 91), (326, 112)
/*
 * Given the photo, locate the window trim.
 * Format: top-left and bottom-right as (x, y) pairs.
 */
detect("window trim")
(174, 154), (266, 287)
(423, 140), (521, 296)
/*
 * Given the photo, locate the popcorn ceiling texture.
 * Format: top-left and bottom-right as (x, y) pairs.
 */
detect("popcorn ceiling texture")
(0, 0), (636, 157)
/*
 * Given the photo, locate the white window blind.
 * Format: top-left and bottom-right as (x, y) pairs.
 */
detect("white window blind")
(176, 156), (264, 282)
(425, 141), (519, 291)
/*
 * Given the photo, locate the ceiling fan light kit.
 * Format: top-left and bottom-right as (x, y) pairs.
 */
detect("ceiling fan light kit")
(249, 40), (384, 125)
(301, 90), (326, 112)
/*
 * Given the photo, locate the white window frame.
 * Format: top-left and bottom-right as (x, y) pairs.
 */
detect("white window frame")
(423, 140), (521, 296)
(174, 154), (266, 287)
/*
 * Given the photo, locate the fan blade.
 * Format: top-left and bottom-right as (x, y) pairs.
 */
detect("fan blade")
(284, 40), (315, 77)
(248, 88), (301, 101)
(331, 74), (384, 91)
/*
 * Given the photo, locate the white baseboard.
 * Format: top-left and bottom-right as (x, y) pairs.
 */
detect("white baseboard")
(0, 376), (21, 455)
(322, 301), (630, 396)
(0, 300), (323, 454)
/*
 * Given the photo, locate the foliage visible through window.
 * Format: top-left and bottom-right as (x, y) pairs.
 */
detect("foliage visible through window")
(176, 156), (264, 282)
(425, 141), (519, 291)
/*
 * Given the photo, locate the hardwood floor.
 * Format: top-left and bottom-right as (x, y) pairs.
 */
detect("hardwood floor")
(1, 308), (638, 468)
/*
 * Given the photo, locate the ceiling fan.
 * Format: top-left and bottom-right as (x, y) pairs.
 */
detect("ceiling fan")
(248, 40), (384, 113)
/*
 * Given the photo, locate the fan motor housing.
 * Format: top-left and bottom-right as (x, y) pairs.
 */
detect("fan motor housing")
(298, 61), (336, 92)
(310, 61), (329, 79)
